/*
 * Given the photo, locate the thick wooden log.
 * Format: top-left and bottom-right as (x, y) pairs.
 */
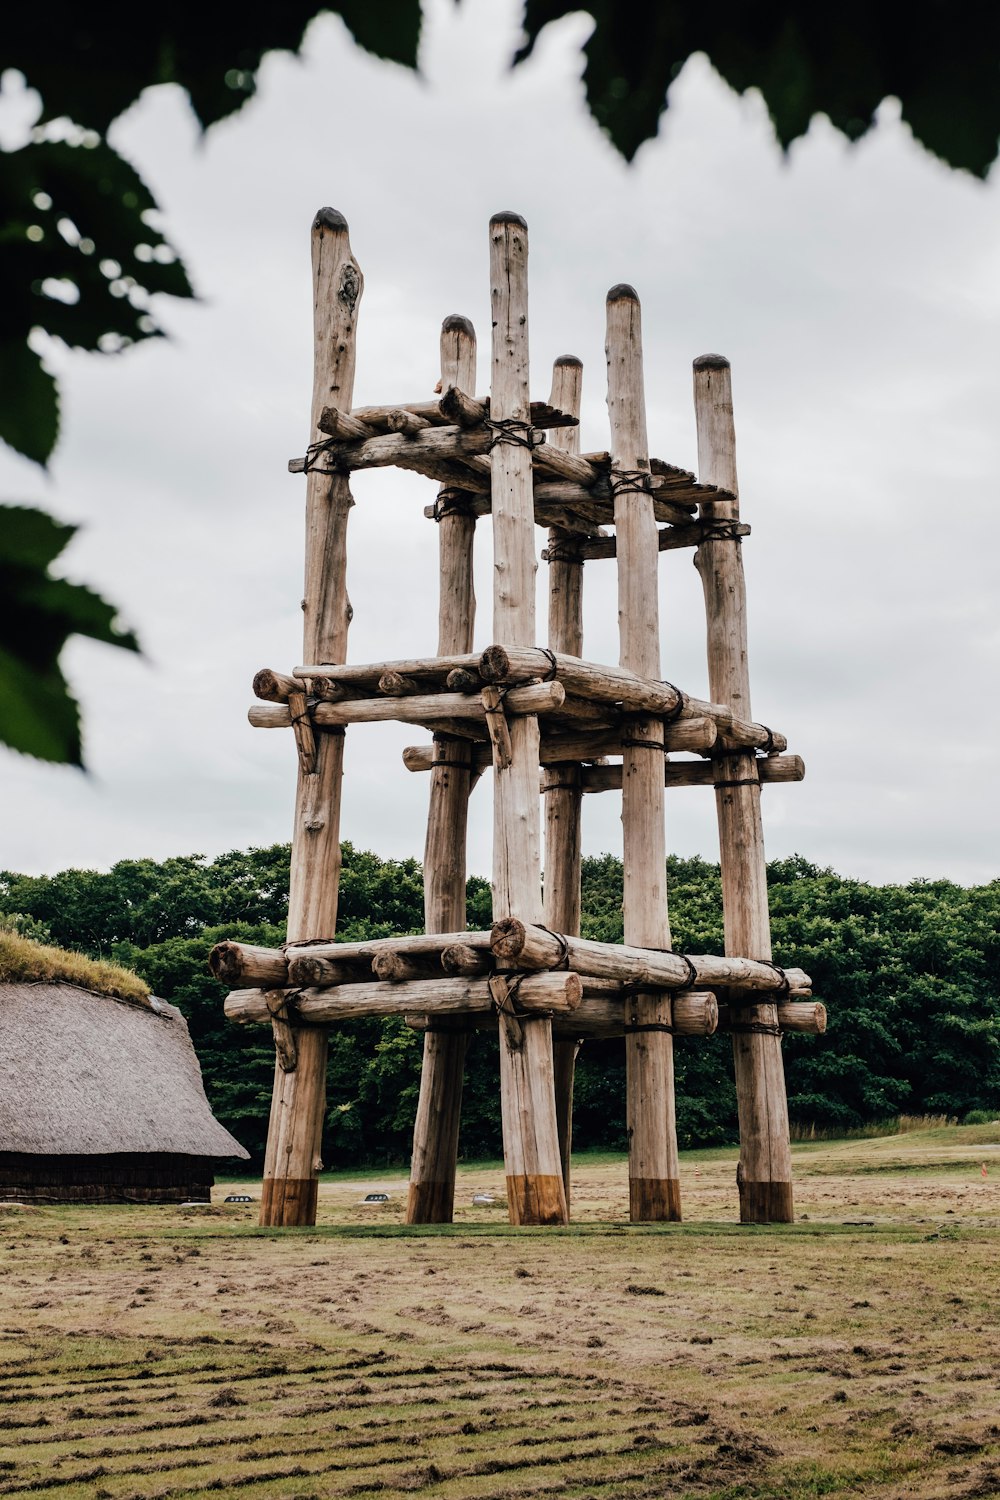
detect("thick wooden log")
(718, 1001), (827, 1035)
(489, 212), (567, 1228)
(209, 941), (289, 989)
(694, 353), (794, 1224)
(405, 989), (718, 1040)
(544, 521), (752, 562)
(492, 920), (810, 995)
(479, 645), (785, 752)
(249, 679), (566, 730)
(408, 314), (481, 1226)
(543, 354), (586, 1211)
(260, 208), (362, 1229)
(607, 282), (679, 1223)
(440, 942), (492, 977)
(581, 752), (804, 793)
(386, 407), (431, 435)
(226, 971), (583, 1025)
(401, 719), (721, 774)
(372, 951), (441, 983)
(287, 929), (492, 967)
(294, 653), (481, 688)
(288, 953), (369, 987)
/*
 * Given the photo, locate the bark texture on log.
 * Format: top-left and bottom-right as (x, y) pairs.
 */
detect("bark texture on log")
(694, 353), (794, 1224)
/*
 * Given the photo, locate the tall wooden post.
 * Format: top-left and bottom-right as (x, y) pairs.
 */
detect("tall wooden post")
(406, 315), (478, 1223)
(260, 209), (362, 1227)
(606, 285), (681, 1222)
(490, 212), (567, 1226)
(692, 354), (794, 1223)
(543, 354), (584, 1208)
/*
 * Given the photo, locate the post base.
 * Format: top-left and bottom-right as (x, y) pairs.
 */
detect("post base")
(629, 1177), (682, 1222)
(259, 1176), (318, 1227)
(739, 1179), (794, 1223)
(406, 1178), (456, 1224)
(506, 1173), (567, 1225)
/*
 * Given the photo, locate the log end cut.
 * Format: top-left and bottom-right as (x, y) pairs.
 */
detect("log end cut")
(209, 941), (242, 985)
(479, 644), (512, 684)
(490, 916), (528, 963)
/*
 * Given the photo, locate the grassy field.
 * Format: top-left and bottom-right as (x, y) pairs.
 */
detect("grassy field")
(3, 1125), (1000, 1499)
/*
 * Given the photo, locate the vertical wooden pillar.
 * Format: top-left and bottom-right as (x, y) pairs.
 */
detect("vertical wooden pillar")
(260, 209), (363, 1227)
(407, 315), (478, 1224)
(606, 285), (681, 1223)
(543, 354), (585, 1209)
(692, 354), (793, 1224)
(490, 212), (567, 1227)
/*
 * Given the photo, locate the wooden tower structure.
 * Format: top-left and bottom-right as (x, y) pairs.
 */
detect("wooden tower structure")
(215, 209), (821, 1229)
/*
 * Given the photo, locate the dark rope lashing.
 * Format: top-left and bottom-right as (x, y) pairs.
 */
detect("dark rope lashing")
(484, 417), (537, 451)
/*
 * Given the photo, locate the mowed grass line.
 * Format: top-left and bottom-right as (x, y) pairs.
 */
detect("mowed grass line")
(2, 1127), (1000, 1499)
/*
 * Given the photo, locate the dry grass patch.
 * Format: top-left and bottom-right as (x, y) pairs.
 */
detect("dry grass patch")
(1, 1126), (999, 1498)
(0, 931), (149, 1004)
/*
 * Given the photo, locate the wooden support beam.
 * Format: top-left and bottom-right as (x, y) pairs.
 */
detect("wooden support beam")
(401, 718), (721, 774)
(581, 752), (805, 793)
(404, 988), (718, 1040)
(248, 679), (565, 730)
(543, 353), (586, 1211)
(694, 353), (794, 1224)
(491, 921), (811, 995)
(489, 212), (567, 1228)
(260, 208), (362, 1229)
(408, 313), (480, 1227)
(607, 282), (680, 1223)
(543, 521), (751, 562)
(225, 971), (583, 1025)
(479, 645), (785, 752)
(718, 1001), (827, 1035)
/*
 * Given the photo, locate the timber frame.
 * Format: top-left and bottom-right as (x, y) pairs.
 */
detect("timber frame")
(218, 209), (817, 1229)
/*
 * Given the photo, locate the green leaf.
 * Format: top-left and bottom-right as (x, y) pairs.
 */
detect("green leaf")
(0, 503), (139, 765)
(0, 342), (58, 467)
(0, 643), (81, 764)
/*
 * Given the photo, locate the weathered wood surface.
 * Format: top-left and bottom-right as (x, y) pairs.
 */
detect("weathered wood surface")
(694, 353), (794, 1224)
(404, 989), (718, 1040)
(492, 920), (810, 995)
(543, 354), (586, 1210)
(479, 645), (785, 752)
(489, 213), (567, 1228)
(718, 1001), (827, 1035)
(581, 753), (805, 793)
(209, 941), (289, 989)
(260, 208), (363, 1229)
(225, 971), (583, 1025)
(606, 283), (680, 1223)
(401, 719), (724, 774)
(249, 679), (566, 730)
(543, 521), (751, 562)
(408, 314), (480, 1227)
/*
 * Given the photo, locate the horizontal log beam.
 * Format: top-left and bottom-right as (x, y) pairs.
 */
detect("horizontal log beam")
(209, 941), (289, 988)
(491, 920), (811, 996)
(582, 753), (805, 793)
(479, 645), (785, 752)
(400, 718), (719, 774)
(718, 1001), (827, 1035)
(249, 679), (565, 730)
(543, 521), (751, 562)
(404, 989), (717, 1039)
(225, 971), (582, 1025)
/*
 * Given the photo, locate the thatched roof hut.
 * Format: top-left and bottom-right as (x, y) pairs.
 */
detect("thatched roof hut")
(0, 935), (248, 1203)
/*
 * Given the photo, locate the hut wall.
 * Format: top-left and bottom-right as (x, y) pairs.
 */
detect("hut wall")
(0, 1152), (217, 1204)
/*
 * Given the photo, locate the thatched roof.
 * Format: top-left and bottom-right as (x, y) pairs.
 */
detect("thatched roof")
(0, 982), (249, 1160)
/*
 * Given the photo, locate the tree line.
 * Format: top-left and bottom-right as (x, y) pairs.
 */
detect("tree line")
(2, 844), (998, 1165)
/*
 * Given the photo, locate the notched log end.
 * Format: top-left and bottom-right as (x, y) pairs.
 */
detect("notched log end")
(490, 209), (528, 229)
(313, 206), (349, 233)
(693, 353), (730, 371)
(491, 916), (527, 961)
(442, 313), (475, 337)
(607, 283), (639, 304)
(479, 644), (512, 683)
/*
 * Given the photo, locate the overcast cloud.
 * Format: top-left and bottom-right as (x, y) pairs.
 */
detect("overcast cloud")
(2, 0), (998, 886)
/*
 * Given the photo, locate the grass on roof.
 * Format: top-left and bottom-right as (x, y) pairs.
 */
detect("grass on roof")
(0, 930), (150, 1004)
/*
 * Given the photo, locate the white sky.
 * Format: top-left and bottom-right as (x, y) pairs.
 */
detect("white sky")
(2, 0), (999, 885)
